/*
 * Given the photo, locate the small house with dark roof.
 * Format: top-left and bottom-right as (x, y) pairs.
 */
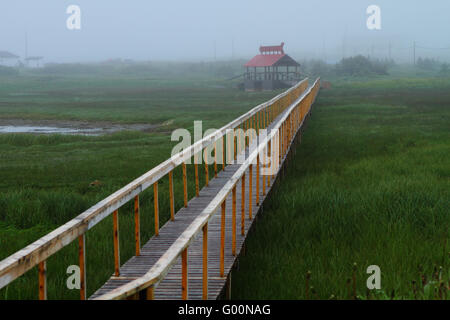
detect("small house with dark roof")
(244, 42), (301, 91)
(0, 51), (20, 66)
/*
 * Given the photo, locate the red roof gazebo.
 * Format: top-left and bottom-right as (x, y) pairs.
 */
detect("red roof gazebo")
(244, 42), (301, 91)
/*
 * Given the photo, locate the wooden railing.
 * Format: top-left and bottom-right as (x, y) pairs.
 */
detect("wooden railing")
(95, 78), (321, 300)
(0, 78), (310, 300)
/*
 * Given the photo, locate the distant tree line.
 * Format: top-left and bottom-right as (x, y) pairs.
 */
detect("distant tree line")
(335, 56), (391, 76)
(416, 57), (439, 71)
(301, 55), (393, 78)
(416, 57), (450, 76)
(1, 59), (246, 79)
(302, 55), (450, 78)
(0, 55), (449, 79)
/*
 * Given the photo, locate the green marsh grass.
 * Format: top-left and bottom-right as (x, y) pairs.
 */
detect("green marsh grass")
(0, 75), (276, 299)
(231, 78), (449, 300)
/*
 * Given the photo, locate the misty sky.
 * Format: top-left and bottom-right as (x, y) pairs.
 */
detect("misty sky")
(1, 0), (450, 63)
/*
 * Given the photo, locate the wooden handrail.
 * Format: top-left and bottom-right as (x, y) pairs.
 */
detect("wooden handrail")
(95, 78), (321, 300)
(0, 78), (309, 293)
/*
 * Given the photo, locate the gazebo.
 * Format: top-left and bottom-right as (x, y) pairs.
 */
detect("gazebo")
(244, 42), (301, 91)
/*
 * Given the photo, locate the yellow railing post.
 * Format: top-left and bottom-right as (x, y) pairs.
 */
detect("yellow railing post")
(262, 147), (266, 196)
(205, 157), (209, 186)
(183, 162), (188, 207)
(214, 142), (218, 178)
(195, 161), (199, 197)
(78, 234), (86, 300)
(169, 171), (175, 221)
(222, 137), (225, 171)
(146, 286), (154, 300)
(256, 155), (260, 205)
(182, 248), (188, 300)
(154, 182), (159, 236)
(38, 261), (47, 300)
(220, 201), (226, 277)
(134, 195), (141, 253)
(249, 164), (253, 220)
(268, 140), (272, 184)
(113, 210), (120, 276)
(234, 129), (237, 161)
(241, 173), (245, 236)
(202, 223), (208, 300)
(232, 185), (236, 256)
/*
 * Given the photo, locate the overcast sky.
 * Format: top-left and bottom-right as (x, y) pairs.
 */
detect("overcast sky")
(1, 0), (449, 63)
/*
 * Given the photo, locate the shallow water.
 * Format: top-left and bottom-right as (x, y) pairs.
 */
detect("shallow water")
(0, 126), (103, 135)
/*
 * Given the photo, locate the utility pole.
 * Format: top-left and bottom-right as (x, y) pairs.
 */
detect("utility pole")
(25, 32), (29, 67)
(342, 25), (348, 60)
(231, 39), (235, 60)
(342, 36), (346, 60)
(413, 41), (416, 65)
(322, 36), (326, 62)
(388, 41), (392, 60)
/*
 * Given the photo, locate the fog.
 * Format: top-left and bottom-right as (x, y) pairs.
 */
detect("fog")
(1, 0), (450, 63)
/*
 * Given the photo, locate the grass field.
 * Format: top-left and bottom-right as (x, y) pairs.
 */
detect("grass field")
(0, 72), (277, 299)
(0, 68), (448, 300)
(232, 77), (450, 299)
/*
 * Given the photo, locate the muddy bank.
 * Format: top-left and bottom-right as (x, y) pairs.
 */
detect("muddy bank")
(0, 119), (159, 135)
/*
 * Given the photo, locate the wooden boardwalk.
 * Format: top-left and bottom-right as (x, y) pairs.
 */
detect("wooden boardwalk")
(0, 78), (319, 301)
(90, 122), (281, 300)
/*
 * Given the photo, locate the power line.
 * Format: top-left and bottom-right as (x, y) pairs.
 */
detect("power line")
(416, 45), (450, 50)
(393, 46), (413, 50)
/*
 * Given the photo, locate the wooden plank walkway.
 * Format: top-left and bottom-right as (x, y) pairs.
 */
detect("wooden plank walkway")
(0, 79), (317, 301)
(90, 109), (293, 300)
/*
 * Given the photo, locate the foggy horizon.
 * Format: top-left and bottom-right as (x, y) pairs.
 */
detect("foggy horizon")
(1, 0), (450, 64)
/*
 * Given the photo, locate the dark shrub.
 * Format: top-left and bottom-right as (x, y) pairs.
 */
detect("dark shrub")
(336, 55), (388, 76)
